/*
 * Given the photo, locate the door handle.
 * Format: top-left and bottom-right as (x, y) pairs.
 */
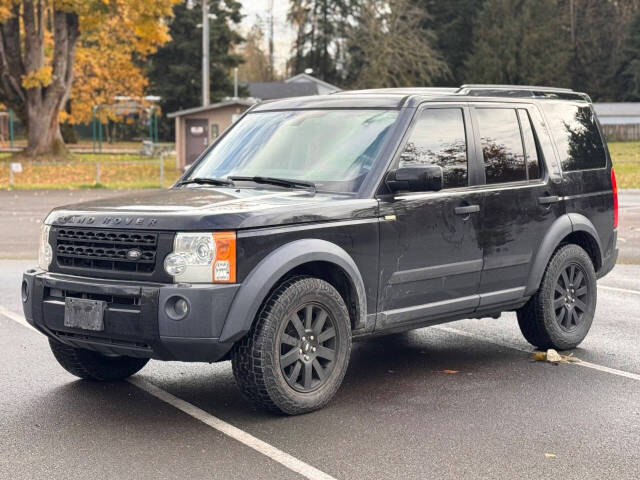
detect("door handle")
(538, 195), (560, 205)
(454, 205), (480, 215)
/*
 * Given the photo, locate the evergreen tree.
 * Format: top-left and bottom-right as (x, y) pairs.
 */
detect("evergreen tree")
(567, 0), (639, 100)
(463, 0), (571, 87)
(618, 12), (640, 101)
(148, 1), (243, 140)
(569, 0), (627, 100)
(417, 0), (486, 86)
(287, 0), (350, 84)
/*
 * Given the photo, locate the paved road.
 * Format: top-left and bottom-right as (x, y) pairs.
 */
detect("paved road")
(1, 259), (640, 479)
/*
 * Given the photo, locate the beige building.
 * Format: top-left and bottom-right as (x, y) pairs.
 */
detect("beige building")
(168, 99), (255, 169)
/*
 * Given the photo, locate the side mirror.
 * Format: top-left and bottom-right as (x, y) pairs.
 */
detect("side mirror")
(385, 165), (443, 193)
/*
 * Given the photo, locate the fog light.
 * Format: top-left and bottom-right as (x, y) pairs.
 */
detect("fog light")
(175, 298), (188, 317)
(165, 296), (190, 321)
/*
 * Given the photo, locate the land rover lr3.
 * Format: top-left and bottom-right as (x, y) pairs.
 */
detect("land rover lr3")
(22, 85), (618, 415)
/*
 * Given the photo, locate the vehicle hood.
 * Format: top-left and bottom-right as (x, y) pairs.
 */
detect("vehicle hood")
(46, 187), (379, 231)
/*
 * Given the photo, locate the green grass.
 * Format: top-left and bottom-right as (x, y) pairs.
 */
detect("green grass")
(609, 142), (640, 189)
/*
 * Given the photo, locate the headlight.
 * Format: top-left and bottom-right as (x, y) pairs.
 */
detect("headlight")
(38, 225), (52, 271)
(164, 232), (236, 283)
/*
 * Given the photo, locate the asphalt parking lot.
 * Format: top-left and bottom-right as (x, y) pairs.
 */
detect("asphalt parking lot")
(1, 191), (640, 479)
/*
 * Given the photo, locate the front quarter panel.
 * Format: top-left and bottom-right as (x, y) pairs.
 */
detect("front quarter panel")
(220, 230), (377, 343)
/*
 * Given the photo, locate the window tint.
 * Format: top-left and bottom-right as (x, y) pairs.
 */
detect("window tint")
(400, 108), (467, 188)
(476, 108), (526, 184)
(517, 109), (541, 180)
(541, 103), (606, 171)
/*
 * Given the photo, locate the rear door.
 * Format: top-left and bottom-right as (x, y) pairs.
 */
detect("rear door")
(470, 103), (564, 311)
(376, 104), (485, 330)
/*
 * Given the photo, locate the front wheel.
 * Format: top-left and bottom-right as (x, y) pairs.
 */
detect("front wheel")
(517, 244), (597, 350)
(232, 276), (352, 415)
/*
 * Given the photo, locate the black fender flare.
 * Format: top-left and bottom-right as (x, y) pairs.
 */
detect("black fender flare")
(524, 213), (603, 296)
(219, 239), (367, 343)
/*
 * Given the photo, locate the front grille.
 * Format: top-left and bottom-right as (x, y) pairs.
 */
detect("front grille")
(51, 227), (173, 282)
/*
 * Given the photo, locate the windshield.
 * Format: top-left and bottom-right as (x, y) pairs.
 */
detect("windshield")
(187, 109), (400, 194)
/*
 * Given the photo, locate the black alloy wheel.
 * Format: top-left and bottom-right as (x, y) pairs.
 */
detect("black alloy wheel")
(516, 244), (597, 350)
(554, 263), (590, 332)
(278, 303), (339, 393)
(232, 276), (352, 414)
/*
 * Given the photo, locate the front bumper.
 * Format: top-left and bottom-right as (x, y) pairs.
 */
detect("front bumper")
(21, 269), (240, 362)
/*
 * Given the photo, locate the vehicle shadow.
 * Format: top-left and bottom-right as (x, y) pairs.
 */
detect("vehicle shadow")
(15, 327), (577, 425)
(131, 327), (549, 421)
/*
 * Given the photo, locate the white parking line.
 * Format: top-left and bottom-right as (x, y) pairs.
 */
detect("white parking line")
(129, 378), (337, 480)
(435, 325), (640, 383)
(600, 285), (640, 296)
(0, 304), (38, 333)
(0, 306), (337, 480)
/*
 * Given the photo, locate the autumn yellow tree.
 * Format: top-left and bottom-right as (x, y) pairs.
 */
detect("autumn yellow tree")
(0, 0), (179, 157)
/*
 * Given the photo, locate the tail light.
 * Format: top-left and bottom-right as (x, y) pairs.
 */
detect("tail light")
(611, 168), (618, 228)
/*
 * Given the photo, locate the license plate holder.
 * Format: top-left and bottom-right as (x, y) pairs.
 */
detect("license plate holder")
(64, 297), (106, 331)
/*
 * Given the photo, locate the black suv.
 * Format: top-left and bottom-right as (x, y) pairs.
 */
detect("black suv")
(22, 85), (618, 414)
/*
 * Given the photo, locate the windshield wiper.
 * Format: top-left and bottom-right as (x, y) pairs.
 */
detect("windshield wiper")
(228, 176), (316, 192)
(176, 177), (234, 187)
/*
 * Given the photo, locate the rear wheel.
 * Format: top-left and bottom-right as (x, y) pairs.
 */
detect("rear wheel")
(49, 338), (149, 381)
(232, 276), (352, 415)
(517, 244), (597, 350)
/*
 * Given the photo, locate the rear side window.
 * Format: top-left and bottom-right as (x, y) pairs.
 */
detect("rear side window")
(476, 108), (526, 184)
(400, 108), (468, 188)
(541, 103), (606, 171)
(517, 109), (541, 180)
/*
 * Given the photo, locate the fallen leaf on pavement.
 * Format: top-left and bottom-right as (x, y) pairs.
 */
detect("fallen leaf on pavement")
(544, 453), (557, 458)
(532, 349), (581, 364)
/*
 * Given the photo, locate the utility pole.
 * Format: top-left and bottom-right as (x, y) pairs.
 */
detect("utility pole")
(202, 0), (210, 106)
(569, 0), (576, 47)
(268, 0), (274, 79)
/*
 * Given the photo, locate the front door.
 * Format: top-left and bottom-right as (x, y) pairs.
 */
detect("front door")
(470, 104), (564, 311)
(377, 105), (485, 330)
(185, 118), (209, 165)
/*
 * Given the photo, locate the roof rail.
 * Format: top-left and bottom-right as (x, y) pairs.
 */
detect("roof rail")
(459, 84), (574, 94)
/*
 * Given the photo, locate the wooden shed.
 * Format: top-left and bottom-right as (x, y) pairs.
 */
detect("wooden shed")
(168, 99), (255, 169)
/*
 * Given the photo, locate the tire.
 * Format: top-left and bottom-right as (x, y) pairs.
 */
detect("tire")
(517, 244), (597, 350)
(49, 338), (149, 381)
(232, 276), (352, 415)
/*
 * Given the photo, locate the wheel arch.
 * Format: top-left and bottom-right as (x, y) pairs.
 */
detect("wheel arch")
(219, 239), (367, 343)
(525, 214), (603, 296)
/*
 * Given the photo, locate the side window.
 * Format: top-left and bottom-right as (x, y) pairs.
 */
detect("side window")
(541, 103), (606, 171)
(476, 108), (526, 184)
(400, 108), (467, 189)
(517, 109), (541, 180)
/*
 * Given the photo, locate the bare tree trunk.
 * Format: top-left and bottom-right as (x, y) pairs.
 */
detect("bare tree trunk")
(25, 103), (65, 156)
(0, 2), (78, 158)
